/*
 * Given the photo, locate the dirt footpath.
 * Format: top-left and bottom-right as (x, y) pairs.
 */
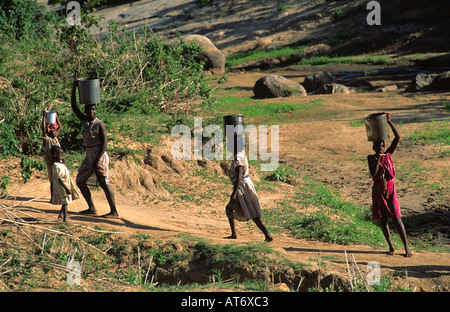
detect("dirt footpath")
(1, 66), (449, 292)
(2, 176), (449, 292)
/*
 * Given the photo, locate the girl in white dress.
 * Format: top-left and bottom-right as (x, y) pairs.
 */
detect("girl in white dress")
(50, 146), (80, 222)
(225, 135), (273, 242)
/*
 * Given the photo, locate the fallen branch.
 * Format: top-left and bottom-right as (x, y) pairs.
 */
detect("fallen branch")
(137, 246), (141, 286)
(144, 255), (153, 285)
(0, 256), (13, 271)
(344, 251), (353, 291)
(0, 217), (107, 255)
(317, 251), (321, 290)
(296, 276), (305, 292)
(352, 254), (370, 292)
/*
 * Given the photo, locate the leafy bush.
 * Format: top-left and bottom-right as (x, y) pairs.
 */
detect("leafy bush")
(0, 0), (57, 40)
(265, 165), (297, 183)
(0, 1), (213, 157)
(0, 176), (11, 196)
(20, 156), (45, 183)
(331, 8), (346, 22)
(0, 37), (68, 155)
(0, 122), (21, 157)
(198, 0), (213, 8)
(98, 22), (210, 114)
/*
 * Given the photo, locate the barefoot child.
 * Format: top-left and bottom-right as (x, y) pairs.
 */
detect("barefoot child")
(367, 113), (412, 257)
(225, 132), (273, 242)
(50, 146), (80, 222)
(42, 111), (61, 202)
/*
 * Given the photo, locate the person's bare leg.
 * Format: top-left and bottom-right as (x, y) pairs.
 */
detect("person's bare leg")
(58, 204), (69, 222)
(252, 217), (273, 242)
(99, 179), (119, 218)
(394, 217), (412, 257)
(50, 181), (53, 203)
(77, 180), (98, 215)
(225, 218), (237, 239)
(380, 216), (395, 255)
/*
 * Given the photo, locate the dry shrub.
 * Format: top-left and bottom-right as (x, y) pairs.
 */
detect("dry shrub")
(110, 158), (168, 196)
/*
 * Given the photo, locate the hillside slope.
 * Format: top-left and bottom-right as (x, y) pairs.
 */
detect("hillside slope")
(88, 0), (450, 56)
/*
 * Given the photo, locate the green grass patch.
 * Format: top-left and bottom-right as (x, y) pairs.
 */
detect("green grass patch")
(211, 95), (327, 124)
(349, 119), (365, 127)
(0, 224), (306, 291)
(397, 160), (448, 191)
(63, 151), (85, 173)
(265, 164), (298, 183)
(405, 120), (450, 158)
(262, 172), (448, 252)
(107, 111), (171, 144)
(140, 235), (306, 289)
(298, 55), (393, 66)
(407, 121), (450, 146)
(263, 176), (398, 248)
(226, 47), (393, 68)
(226, 45), (308, 68)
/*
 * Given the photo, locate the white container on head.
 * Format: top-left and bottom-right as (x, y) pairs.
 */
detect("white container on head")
(46, 111), (56, 124)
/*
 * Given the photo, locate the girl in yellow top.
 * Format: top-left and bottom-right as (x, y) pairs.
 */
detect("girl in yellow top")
(42, 111), (61, 202)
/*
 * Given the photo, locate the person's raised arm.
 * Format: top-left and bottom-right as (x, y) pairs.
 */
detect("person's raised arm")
(385, 113), (400, 154)
(71, 80), (86, 121)
(368, 154), (382, 177)
(55, 113), (62, 137)
(42, 111), (47, 137)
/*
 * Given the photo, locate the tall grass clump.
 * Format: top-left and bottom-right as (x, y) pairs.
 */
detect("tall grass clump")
(407, 121), (450, 146)
(100, 21), (210, 114)
(226, 45), (308, 68)
(263, 176), (395, 248)
(298, 55), (393, 66)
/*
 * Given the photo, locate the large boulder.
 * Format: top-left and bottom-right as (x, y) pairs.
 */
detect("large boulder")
(375, 84), (398, 92)
(406, 71), (450, 92)
(343, 78), (375, 91)
(253, 75), (307, 99)
(405, 73), (438, 92)
(428, 71), (450, 91)
(229, 57), (281, 71)
(315, 83), (350, 94)
(302, 71), (337, 93)
(184, 35), (226, 74)
(301, 44), (332, 58)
